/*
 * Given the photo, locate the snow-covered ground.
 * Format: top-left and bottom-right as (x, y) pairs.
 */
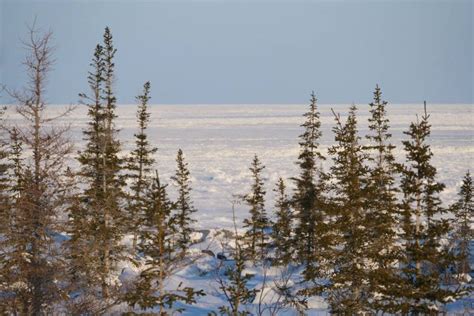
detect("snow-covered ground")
(5, 103), (474, 314)
(6, 103), (474, 227)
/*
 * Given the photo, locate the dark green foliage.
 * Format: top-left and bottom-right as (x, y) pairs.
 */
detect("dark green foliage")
(450, 171), (473, 276)
(271, 178), (293, 265)
(396, 103), (459, 313)
(171, 149), (197, 257)
(242, 155), (270, 262)
(126, 171), (204, 314)
(127, 81), (157, 253)
(327, 105), (371, 313)
(363, 85), (401, 312)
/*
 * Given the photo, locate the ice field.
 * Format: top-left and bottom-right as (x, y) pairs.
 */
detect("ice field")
(8, 102), (473, 228)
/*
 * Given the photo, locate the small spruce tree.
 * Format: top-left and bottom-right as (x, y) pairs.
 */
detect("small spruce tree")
(171, 149), (197, 258)
(214, 203), (258, 316)
(242, 154), (270, 262)
(450, 171), (474, 277)
(126, 171), (204, 314)
(271, 178), (293, 265)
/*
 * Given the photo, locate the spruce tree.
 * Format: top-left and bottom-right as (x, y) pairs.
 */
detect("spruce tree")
(327, 105), (371, 313)
(171, 148), (197, 258)
(76, 26), (125, 301)
(215, 243), (257, 316)
(396, 103), (459, 313)
(363, 85), (400, 313)
(242, 154), (270, 262)
(100, 27), (126, 299)
(214, 203), (258, 316)
(271, 178), (293, 265)
(450, 171), (473, 277)
(69, 42), (108, 310)
(292, 92), (329, 296)
(125, 171), (204, 314)
(127, 81), (157, 254)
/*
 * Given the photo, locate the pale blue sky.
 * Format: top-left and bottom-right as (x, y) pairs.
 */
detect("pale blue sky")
(1, 0), (472, 104)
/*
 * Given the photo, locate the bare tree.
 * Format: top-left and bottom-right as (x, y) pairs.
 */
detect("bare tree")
(0, 22), (74, 315)
(212, 200), (258, 316)
(255, 264), (307, 316)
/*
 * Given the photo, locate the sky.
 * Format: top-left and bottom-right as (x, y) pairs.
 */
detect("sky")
(1, 0), (472, 104)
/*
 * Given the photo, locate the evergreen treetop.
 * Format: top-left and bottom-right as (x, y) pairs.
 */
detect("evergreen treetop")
(397, 103), (458, 313)
(363, 85), (400, 313)
(242, 154), (269, 262)
(327, 104), (371, 313)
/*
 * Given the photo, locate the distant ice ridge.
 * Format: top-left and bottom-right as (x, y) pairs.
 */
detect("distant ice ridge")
(5, 103), (473, 228)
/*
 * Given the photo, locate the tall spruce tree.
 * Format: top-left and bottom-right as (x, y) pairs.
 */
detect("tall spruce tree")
(292, 92), (329, 296)
(242, 154), (270, 262)
(127, 81), (157, 254)
(396, 103), (459, 313)
(363, 85), (400, 313)
(100, 27), (126, 299)
(68, 42), (107, 311)
(125, 171), (204, 314)
(0, 26), (73, 314)
(450, 171), (473, 277)
(76, 26), (125, 301)
(171, 149), (197, 258)
(327, 105), (371, 313)
(271, 178), (293, 265)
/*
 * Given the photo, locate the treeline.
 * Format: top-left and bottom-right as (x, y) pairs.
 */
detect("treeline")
(0, 26), (472, 315)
